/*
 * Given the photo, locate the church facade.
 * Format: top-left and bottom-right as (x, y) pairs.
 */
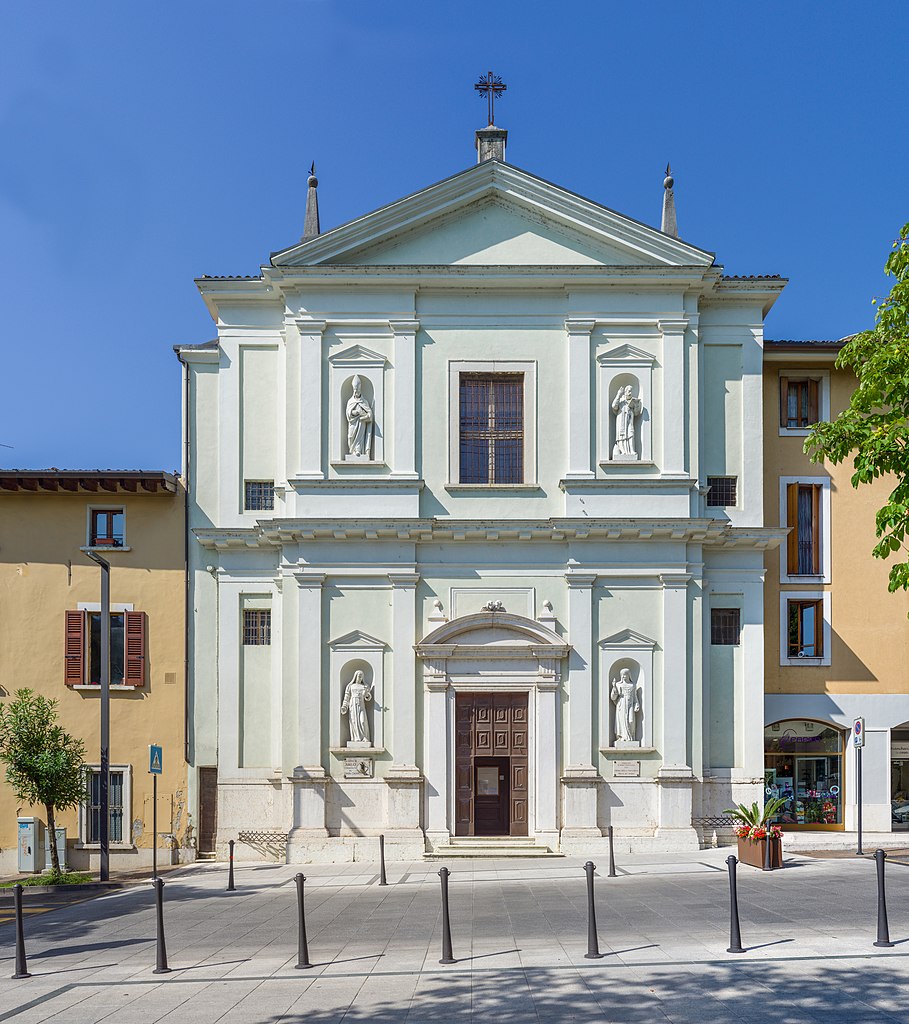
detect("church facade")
(177, 125), (786, 860)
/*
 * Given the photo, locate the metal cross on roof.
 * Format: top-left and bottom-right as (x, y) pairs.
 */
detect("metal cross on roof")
(475, 71), (506, 126)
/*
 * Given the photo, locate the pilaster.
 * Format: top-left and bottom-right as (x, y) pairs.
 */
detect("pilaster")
(390, 320), (419, 480)
(387, 571), (422, 778)
(296, 319), (327, 479)
(660, 319), (688, 476)
(295, 572), (326, 773)
(565, 319), (596, 478)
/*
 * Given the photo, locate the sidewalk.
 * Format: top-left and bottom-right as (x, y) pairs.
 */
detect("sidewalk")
(1, 851), (908, 1022)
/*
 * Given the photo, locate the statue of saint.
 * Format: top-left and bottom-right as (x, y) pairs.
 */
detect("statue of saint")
(341, 670), (373, 746)
(610, 668), (640, 744)
(612, 385), (643, 459)
(346, 376), (373, 458)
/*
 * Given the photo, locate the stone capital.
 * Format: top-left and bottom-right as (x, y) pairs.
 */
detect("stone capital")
(294, 571), (326, 589)
(388, 571), (420, 589)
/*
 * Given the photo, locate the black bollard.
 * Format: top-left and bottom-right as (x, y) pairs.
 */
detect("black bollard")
(438, 867), (456, 964)
(294, 873), (312, 968)
(378, 834), (388, 886)
(607, 826), (617, 878)
(153, 877), (172, 974)
(11, 884), (30, 980)
(583, 861), (603, 959)
(873, 849), (894, 948)
(227, 839), (236, 892)
(726, 855), (744, 954)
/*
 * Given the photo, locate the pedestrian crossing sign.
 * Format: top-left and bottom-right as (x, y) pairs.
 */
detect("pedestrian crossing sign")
(149, 744), (163, 775)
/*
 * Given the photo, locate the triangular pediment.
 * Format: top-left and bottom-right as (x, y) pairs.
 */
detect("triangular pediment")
(272, 162), (714, 270)
(328, 344), (387, 367)
(329, 629), (387, 651)
(597, 344), (656, 364)
(599, 628), (658, 649)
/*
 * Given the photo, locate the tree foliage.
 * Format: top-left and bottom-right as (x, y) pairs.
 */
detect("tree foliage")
(805, 222), (909, 593)
(0, 689), (86, 877)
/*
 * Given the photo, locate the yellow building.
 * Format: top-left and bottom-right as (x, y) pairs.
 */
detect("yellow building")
(0, 470), (190, 874)
(763, 341), (909, 839)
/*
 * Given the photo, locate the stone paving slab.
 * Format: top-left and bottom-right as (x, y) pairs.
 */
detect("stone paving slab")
(2, 852), (909, 1021)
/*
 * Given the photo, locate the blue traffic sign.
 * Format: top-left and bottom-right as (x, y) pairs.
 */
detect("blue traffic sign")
(149, 744), (163, 775)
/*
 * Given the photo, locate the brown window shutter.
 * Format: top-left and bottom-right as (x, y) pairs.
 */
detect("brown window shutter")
(786, 483), (798, 574)
(124, 611), (146, 686)
(779, 376), (789, 427)
(811, 485), (821, 574)
(807, 378), (819, 424)
(815, 600), (824, 657)
(64, 610), (86, 686)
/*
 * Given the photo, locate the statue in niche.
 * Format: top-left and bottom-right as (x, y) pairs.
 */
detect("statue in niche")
(611, 384), (643, 460)
(345, 375), (373, 458)
(610, 667), (641, 745)
(341, 670), (373, 747)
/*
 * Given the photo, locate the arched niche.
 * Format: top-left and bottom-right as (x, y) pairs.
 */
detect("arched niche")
(328, 342), (387, 467)
(329, 630), (387, 752)
(606, 657), (643, 746)
(599, 628), (656, 751)
(597, 343), (655, 466)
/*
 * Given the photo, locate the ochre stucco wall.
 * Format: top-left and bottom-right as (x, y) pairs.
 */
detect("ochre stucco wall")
(764, 363), (909, 696)
(0, 486), (187, 872)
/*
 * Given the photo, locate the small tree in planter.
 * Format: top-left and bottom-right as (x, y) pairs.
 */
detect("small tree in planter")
(724, 798), (786, 870)
(0, 689), (86, 879)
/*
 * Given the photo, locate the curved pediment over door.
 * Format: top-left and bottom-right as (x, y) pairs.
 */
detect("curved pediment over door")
(414, 611), (572, 686)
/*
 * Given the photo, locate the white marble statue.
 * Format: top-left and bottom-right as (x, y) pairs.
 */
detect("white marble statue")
(341, 670), (373, 747)
(610, 668), (641, 744)
(611, 384), (643, 460)
(346, 376), (373, 458)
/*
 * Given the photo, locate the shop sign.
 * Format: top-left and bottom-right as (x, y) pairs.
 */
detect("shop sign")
(853, 718), (865, 748)
(892, 742), (909, 759)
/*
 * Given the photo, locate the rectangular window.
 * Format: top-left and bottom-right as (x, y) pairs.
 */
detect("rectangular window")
(787, 483), (821, 575)
(711, 608), (741, 646)
(459, 373), (524, 484)
(244, 481), (275, 511)
(787, 599), (824, 658)
(780, 377), (819, 429)
(88, 612), (125, 684)
(85, 768), (125, 843)
(707, 476), (737, 507)
(90, 509), (125, 547)
(243, 609), (271, 645)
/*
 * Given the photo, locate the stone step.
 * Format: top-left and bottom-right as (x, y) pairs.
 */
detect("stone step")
(425, 837), (563, 858)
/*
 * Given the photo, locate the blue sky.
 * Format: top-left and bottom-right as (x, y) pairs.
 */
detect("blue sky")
(2, 1), (906, 470)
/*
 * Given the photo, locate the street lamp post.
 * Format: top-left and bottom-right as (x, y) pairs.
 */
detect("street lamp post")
(85, 550), (110, 882)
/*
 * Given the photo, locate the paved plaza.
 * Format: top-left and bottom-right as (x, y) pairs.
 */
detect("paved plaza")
(1, 850), (909, 1022)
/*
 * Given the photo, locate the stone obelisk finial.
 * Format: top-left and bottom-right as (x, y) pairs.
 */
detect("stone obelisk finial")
(661, 163), (678, 238)
(302, 162), (320, 240)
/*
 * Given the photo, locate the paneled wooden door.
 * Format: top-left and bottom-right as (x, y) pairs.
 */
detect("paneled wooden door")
(455, 693), (529, 836)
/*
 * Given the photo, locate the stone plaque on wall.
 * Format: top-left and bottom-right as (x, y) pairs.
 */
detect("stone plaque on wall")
(613, 760), (641, 778)
(344, 757), (374, 779)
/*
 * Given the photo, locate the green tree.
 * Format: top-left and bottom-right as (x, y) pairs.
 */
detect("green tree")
(805, 222), (909, 593)
(0, 689), (86, 877)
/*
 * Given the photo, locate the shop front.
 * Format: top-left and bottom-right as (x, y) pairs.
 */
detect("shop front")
(764, 719), (844, 830)
(891, 729), (909, 831)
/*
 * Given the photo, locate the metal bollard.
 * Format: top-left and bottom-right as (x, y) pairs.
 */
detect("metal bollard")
(153, 877), (172, 974)
(11, 884), (30, 979)
(873, 849), (894, 948)
(438, 867), (456, 964)
(294, 873), (312, 968)
(607, 826), (617, 878)
(227, 839), (236, 892)
(378, 834), (388, 886)
(725, 855), (744, 954)
(583, 861), (603, 959)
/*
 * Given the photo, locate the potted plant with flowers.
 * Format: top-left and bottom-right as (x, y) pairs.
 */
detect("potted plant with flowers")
(723, 798), (786, 870)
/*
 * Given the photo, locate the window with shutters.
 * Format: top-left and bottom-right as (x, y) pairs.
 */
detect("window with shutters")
(778, 371), (829, 435)
(780, 477), (830, 582)
(80, 765), (131, 846)
(459, 373), (524, 484)
(780, 592), (830, 665)
(88, 508), (125, 548)
(65, 609), (146, 687)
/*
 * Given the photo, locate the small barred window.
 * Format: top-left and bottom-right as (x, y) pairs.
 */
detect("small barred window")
(243, 609), (271, 646)
(707, 476), (737, 507)
(711, 608), (741, 646)
(244, 481), (275, 511)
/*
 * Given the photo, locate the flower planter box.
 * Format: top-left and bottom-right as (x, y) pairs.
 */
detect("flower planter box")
(737, 835), (783, 870)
